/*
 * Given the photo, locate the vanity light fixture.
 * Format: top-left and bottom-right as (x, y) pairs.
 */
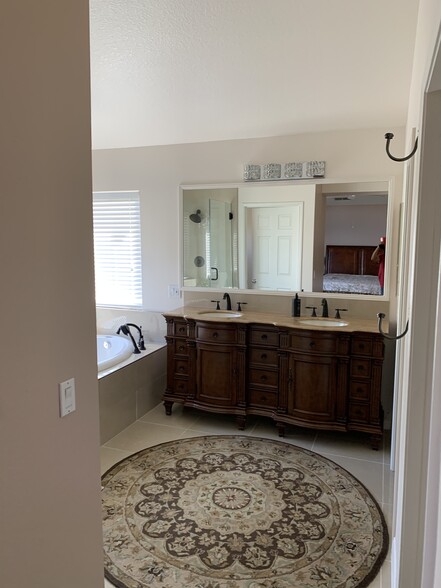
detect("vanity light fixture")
(244, 161), (326, 182)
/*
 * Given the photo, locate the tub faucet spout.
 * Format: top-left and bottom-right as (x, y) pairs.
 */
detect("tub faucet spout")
(223, 292), (232, 310)
(126, 323), (146, 350)
(117, 324), (141, 354)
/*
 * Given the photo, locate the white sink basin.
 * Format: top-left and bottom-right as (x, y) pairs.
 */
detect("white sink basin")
(198, 310), (242, 319)
(299, 319), (348, 327)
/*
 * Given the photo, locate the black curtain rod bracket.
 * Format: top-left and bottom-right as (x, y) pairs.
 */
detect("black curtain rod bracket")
(385, 132), (418, 162)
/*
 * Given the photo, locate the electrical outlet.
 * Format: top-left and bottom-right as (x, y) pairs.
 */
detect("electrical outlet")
(168, 284), (180, 298)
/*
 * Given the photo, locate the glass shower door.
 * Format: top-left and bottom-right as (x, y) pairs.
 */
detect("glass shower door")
(207, 199), (233, 288)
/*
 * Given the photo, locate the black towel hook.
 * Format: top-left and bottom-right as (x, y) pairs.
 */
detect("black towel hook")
(385, 132), (418, 162)
(377, 312), (409, 340)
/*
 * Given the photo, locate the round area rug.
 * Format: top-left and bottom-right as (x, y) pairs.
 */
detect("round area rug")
(102, 435), (388, 588)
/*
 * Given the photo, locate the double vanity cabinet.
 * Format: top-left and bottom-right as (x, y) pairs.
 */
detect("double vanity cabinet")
(163, 309), (385, 449)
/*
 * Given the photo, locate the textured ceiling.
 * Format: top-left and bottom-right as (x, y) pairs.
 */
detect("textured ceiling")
(89, 0), (419, 150)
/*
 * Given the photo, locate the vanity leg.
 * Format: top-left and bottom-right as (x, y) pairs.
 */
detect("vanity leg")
(370, 434), (382, 450)
(164, 400), (173, 416)
(276, 422), (286, 437)
(236, 415), (246, 431)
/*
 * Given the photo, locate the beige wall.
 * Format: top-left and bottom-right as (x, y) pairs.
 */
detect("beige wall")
(0, 2), (104, 587)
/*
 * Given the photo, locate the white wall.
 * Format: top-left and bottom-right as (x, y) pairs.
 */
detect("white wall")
(325, 204), (387, 246)
(0, 2), (104, 587)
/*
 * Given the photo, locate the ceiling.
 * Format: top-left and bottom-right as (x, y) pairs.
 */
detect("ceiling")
(89, 0), (419, 151)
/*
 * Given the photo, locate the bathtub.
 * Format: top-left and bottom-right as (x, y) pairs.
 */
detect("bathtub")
(97, 334), (133, 372)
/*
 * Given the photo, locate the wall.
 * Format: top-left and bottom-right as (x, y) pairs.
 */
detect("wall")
(325, 204), (387, 245)
(0, 2), (104, 587)
(92, 127), (405, 317)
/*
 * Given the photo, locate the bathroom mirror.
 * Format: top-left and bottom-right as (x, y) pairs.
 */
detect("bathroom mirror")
(182, 180), (390, 297)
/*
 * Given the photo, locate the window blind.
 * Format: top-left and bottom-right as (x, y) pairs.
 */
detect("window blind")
(93, 191), (143, 308)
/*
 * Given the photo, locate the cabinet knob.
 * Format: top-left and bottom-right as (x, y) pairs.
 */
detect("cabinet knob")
(261, 353), (267, 360)
(261, 334), (268, 340)
(260, 375), (267, 381)
(212, 332), (219, 338)
(309, 341), (316, 348)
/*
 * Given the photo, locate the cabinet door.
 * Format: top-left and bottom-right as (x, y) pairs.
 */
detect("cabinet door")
(288, 354), (338, 423)
(195, 343), (239, 407)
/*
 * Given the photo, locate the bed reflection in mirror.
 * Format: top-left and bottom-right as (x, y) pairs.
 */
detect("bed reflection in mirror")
(322, 189), (387, 295)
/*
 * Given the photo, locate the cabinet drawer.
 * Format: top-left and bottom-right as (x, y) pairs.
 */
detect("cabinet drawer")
(350, 381), (370, 401)
(173, 339), (188, 355)
(249, 347), (279, 366)
(196, 324), (238, 344)
(248, 389), (278, 408)
(350, 359), (371, 378)
(289, 332), (338, 354)
(248, 368), (278, 388)
(173, 321), (188, 337)
(351, 337), (373, 356)
(172, 378), (189, 396)
(174, 358), (189, 376)
(249, 329), (279, 347)
(349, 402), (370, 423)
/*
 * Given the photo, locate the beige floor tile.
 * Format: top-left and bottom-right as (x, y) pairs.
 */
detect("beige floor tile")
(103, 420), (188, 453)
(138, 402), (201, 428)
(313, 430), (387, 463)
(318, 452), (384, 503)
(368, 569), (382, 588)
(184, 411), (259, 435)
(100, 446), (135, 475)
(381, 559), (392, 588)
(383, 463), (395, 504)
(249, 419), (317, 450)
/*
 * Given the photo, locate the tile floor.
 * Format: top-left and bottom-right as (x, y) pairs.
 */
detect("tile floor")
(101, 403), (394, 588)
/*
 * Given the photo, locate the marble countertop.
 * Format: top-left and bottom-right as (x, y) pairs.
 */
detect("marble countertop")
(163, 307), (386, 334)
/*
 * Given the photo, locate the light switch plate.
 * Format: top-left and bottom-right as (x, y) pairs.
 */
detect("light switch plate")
(59, 378), (76, 417)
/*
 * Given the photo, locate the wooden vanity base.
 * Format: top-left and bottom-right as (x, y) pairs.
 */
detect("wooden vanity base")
(163, 315), (385, 450)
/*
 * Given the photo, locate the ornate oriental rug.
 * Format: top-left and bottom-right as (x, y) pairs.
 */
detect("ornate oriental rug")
(102, 435), (388, 588)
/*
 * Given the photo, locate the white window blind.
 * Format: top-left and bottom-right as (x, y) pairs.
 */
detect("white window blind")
(93, 191), (143, 308)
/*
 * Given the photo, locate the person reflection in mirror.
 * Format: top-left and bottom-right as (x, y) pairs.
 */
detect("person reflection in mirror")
(371, 237), (386, 295)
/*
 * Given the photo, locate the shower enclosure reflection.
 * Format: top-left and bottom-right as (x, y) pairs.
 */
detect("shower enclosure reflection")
(183, 189), (238, 288)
